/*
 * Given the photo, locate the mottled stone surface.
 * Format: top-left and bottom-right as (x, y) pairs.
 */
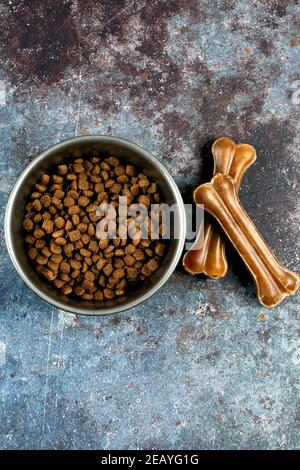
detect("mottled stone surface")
(0, 0), (299, 450)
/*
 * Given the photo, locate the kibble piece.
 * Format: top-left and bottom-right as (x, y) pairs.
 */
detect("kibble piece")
(64, 196), (75, 208)
(40, 194), (51, 207)
(113, 268), (125, 281)
(39, 267), (57, 281)
(53, 189), (65, 200)
(127, 267), (138, 281)
(124, 254), (135, 267)
(40, 174), (50, 185)
(133, 248), (145, 261)
(73, 162), (85, 174)
(32, 199), (42, 212)
(52, 175), (63, 184)
(48, 260), (59, 272)
(54, 216), (65, 229)
(75, 286), (85, 296)
(69, 229), (81, 242)
(55, 237), (67, 246)
(35, 239), (46, 250)
(23, 218), (34, 232)
(141, 265), (151, 277)
(103, 263), (114, 277)
(94, 291), (104, 301)
(155, 243), (164, 257)
(68, 205), (80, 215)
(57, 164), (68, 175)
(103, 288), (115, 299)
(61, 285), (72, 295)
(50, 241), (62, 254)
(124, 244), (135, 255)
(60, 262), (70, 274)
(33, 228), (45, 239)
(54, 278), (65, 289)
(126, 165), (135, 176)
(42, 246), (52, 258)
(63, 243), (74, 257)
(28, 247), (38, 260)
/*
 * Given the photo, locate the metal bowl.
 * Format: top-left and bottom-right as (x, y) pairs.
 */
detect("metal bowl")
(5, 136), (186, 315)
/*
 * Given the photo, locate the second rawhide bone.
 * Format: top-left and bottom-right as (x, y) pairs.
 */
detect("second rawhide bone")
(194, 174), (300, 308)
(183, 137), (256, 278)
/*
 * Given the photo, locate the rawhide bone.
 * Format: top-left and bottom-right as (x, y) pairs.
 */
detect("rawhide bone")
(183, 137), (256, 278)
(194, 174), (300, 308)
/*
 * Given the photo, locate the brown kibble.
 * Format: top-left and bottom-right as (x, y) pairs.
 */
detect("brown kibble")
(55, 237), (67, 246)
(103, 263), (114, 276)
(99, 238), (109, 250)
(42, 246), (52, 258)
(88, 240), (99, 253)
(75, 286), (85, 296)
(126, 165), (135, 176)
(35, 183), (47, 193)
(61, 285), (72, 295)
(147, 259), (159, 272)
(35, 239), (46, 249)
(63, 243), (74, 257)
(133, 248), (145, 261)
(57, 164), (68, 175)
(124, 244), (135, 255)
(124, 254), (135, 267)
(39, 267), (57, 281)
(139, 178), (150, 189)
(96, 258), (107, 271)
(113, 269), (125, 280)
(81, 233), (90, 245)
(40, 174), (50, 185)
(64, 196), (75, 207)
(155, 242), (165, 257)
(54, 217), (65, 229)
(127, 267), (138, 281)
(60, 262), (70, 274)
(141, 265), (152, 277)
(78, 222), (87, 233)
(48, 260), (59, 273)
(69, 229), (81, 242)
(23, 218), (34, 232)
(103, 288), (115, 299)
(28, 247), (38, 260)
(73, 162), (85, 174)
(53, 189), (65, 200)
(86, 202), (98, 212)
(32, 199), (42, 212)
(40, 194), (51, 207)
(33, 228), (45, 239)
(82, 292), (93, 300)
(72, 214), (80, 225)
(94, 290), (104, 301)
(50, 242), (62, 254)
(54, 278), (65, 289)
(68, 205), (80, 215)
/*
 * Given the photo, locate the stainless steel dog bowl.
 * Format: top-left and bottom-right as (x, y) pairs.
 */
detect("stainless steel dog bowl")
(5, 136), (186, 315)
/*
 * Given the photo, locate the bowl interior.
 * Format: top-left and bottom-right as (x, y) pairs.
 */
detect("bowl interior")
(6, 136), (185, 315)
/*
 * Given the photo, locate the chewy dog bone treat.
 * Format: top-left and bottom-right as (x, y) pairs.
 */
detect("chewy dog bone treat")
(183, 138), (256, 278)
(194, 174), (300, 308)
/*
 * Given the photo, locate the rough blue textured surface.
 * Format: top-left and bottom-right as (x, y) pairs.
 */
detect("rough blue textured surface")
(0, 0), (299, 450)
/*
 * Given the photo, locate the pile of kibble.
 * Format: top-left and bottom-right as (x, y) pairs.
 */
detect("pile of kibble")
(22, 153), (166, 301)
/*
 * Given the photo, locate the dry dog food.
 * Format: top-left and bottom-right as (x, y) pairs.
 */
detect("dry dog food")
(23, 152), (166, 301)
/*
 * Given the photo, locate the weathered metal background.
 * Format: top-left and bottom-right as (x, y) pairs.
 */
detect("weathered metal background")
(0, 0), (299, 449)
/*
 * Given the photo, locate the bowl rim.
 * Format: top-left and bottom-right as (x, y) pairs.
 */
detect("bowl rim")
(5, 135), (186, 316)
